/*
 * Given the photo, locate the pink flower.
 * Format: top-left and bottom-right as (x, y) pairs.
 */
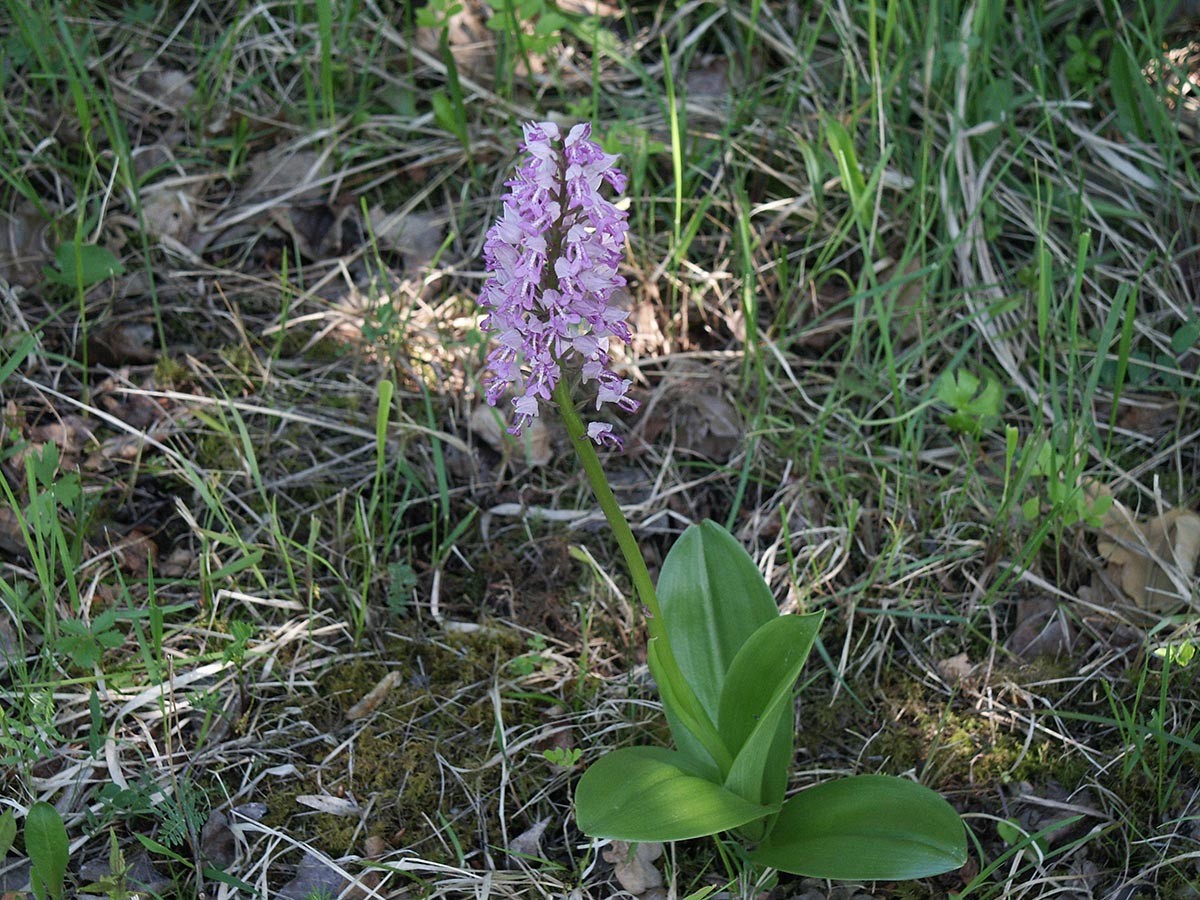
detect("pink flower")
(479, 122), (639, 447)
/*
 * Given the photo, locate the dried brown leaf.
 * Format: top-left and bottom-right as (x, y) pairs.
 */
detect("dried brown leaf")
(508, 818), (549, 857)
(199, 810), (237, 869)
(603, 840), (663, 895)
(142, 189), (197, 243)
(1111, 393), (1178, 439)
(469, 403), (552, 466)
(368, 207), (445, 270)
(295, 794), (361, 817)
(1007, 595), (1074, 661)
(1097, 501), (1200, 613)
(414, 1), (494, 77)
(0, 202), (51, 286)
(277, 853), (382, 900)
(28, 415), (96, 455)
(87, 322), (157, 366)
(685, 57), (730, 99)
(242, 148), (328, 206)
(936, 651), (974, 684)
(346, 670), (403, 720)
(107, 526), (158, 578)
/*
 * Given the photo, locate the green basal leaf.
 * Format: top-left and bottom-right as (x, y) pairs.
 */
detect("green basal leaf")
(719, 613), (823, 806)
(46, 242), (125, 287)
(655, 521), (780, 736)
(750, 775), (967, 880)
(26, 801), (69, 900)
(0, 808), (15, 859)
(648, 639), (722, 782)
(575, 746), (775, 842)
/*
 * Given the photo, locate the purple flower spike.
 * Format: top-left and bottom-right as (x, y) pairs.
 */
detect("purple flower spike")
(479, 121), (639, 448)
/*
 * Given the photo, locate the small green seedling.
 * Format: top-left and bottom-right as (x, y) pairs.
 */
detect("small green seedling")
(77, 831), (133, 900)
(936, 367), (1003, 437)
(508, 634), (551, 677)
(1153, 641), (1197, 668)
(542, 746), (583, 767)
(44, 241), (125, 287)
(1063, 28), (1110, 90)
(1021, 440), (1112, 528)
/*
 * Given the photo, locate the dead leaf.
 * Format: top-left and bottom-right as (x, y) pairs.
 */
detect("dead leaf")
(1110, 393), (1178, 440)
(469, 403), (552, 466)
(936, 652), (973, 684)
(414, 1), (494, 78)
(644, 363), (743, 462)
(242, 148), (329, 206)
(685, 56), (730, 99)
(94, 375), (165, 429)
(277, 853), (382, 900)
(77, 848), (170, 896)
(277, 854), (348, 900)
(603, 840), (663, 895)
(105, 526), (158, 578)
(508, 818), (549, 858)
(142, 189), (197, 243)
(1007, 595), (1074, 661)
(87, 322), (157, 366)
(346, 670), (403, 720)
(0, 614), (19, 669)
(1097, 500), (1200, 613)
(157, 545), (195, 579)
(199, 810), (237, 868)
(267, 202), (358, 260)
(0, 202), (51, 286)
(28, 415), (96, 456)
(368, 207), (445, 270)
(296, 794), (361, 817)
(133, 67), (196, 114)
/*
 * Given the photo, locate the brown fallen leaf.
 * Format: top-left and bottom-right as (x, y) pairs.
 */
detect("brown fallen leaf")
(277, 853), (383, 900)
(936, 651), (974, 684)
(644, 362), (743, 462)
(1097, 500), (1200, 613)
(346, 670), (403, 720)
(469, 403), (552, 466)
(77, 848), (171, 895)
(87, 321), (158, 366)
(603, 840), (663, 895)
(1007, 594), (1075, 661)
(508, 818), (549, 858)
(368, 207), (446, 271)
(1109, 392), (1177, 440)
(199, 810), (237, 869)
(413, 0), (495, 78)
(106, 526), (158, 578)
(142, 188), (198, 244)
(0, 202), (51, 286)
(28, 415), (96, 456)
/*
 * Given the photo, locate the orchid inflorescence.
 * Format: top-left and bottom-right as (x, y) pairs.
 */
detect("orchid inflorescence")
(479, 121), (638, 448)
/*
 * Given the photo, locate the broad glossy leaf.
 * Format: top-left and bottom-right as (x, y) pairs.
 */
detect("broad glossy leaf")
(719, 612), (823, 806)
(750, 775), (967, 880)
(575, 746), (775, 842)
(655, 521), (779, 729)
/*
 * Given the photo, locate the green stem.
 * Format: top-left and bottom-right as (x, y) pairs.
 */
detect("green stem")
(552, 378), (732, 772)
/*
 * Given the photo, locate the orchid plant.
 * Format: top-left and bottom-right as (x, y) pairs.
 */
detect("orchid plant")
(479, 121), (968, 883)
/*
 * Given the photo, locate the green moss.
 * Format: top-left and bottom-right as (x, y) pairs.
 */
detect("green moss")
(260, 621), (558, 862)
